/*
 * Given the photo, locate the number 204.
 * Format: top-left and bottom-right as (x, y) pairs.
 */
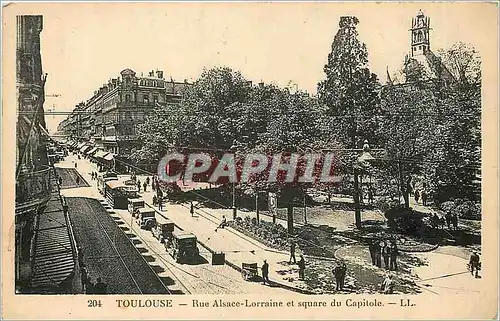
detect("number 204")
(87, 299), (102, 308)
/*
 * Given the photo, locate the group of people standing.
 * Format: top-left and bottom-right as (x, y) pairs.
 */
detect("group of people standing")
(368, 238), (399, 271)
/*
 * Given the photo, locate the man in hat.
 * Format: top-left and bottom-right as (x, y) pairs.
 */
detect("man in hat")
(333, 261), (347, 291)
(289, 239), (297, 264)
(261, 260), (270, 285)
(469, 252), (481, 278)
(298, 255), (306, 280)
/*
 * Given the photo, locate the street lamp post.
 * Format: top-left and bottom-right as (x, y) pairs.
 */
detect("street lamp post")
(230, 141), (239, 220)
(354, 140), (376, 229)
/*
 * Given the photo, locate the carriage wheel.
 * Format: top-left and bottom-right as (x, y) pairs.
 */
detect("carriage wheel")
(241, 269), (249, 281)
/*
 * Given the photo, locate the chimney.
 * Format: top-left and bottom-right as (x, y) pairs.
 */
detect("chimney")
(184, 79), (188, 83)
(156, 70), (164, 79)
(149, 70), (154, 77)
(259, 80), (264, 88)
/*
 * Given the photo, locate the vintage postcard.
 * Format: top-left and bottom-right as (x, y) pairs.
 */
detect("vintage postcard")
(2, 2), (498, 320)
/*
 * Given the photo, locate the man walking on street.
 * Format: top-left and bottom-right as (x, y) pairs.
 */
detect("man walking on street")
(445, 211), (452, 229)
(298, 255), (306, 280)
(333, 261), (347, 291)
(368, 239), (376, 265)
(382, 242), (390, 269)
(469, 252), (481, 278)
(452, 213), (459, 230)
(389, 240), (398, 271)
(143, 181), (147, 192)
(289, 239), (297, 264)
(190, 202), (195, 217)
(421, 190), (428, 206)
(81, 265), (89, 292)
(261, 260), (270, 285)
(137, 180), (141, 193)
(158, 196), (163, 211)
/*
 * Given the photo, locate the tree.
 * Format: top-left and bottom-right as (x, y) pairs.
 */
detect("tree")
(317, 16), (380, 149)
(437, 42), (481, 86)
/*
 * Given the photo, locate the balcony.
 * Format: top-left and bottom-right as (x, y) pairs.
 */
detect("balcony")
(15, 165), (52, 216)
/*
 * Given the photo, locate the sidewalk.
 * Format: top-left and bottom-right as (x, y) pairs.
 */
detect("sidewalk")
(137, 188), (315, 294)
(65, 156), (313, 293)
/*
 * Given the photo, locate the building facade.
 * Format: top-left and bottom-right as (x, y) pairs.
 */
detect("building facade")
(57, 69), (190, 157)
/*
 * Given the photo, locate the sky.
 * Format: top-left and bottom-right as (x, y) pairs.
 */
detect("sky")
(16, 2), (494, 133)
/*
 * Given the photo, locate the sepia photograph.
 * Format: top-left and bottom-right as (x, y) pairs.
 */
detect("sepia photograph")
(2, 2), (498, 320)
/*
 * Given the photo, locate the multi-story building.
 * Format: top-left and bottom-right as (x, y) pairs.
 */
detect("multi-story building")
(16, 15), (78, 294)
(58, 69), (190, 158)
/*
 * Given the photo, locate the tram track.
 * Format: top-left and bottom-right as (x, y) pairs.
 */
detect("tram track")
(67, 196), (173, 294)
(110, 206), (238, 294)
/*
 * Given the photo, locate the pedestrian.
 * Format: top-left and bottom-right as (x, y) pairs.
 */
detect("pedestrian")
(143, 181), (147, 192)
(374, 239), (382, 268)
(382, 242), (390, 269)
(76, 175), (80, 185)
(452, 213), (459, 230)
(190, 202), (195, 217)
(146, 176), (150, 186)
(153, 194), (158, 206)
(389, 240), (398, 271)
(421, 190), (428, 206)
(81, 264), (88, 289)
(158, 196), (163, 211)
(137, 180), (141, 192)
(469, 252), (481, 278)
(368, 239), (376, 265)
(58, 176), (63, 186)
(74, 162), (78, 169)
(289, 239), (297, 264)
(445, 211), (452, 229)
(368, 187), (374, 205)
(261, 260), (270, 285)
(414, 189), (420, 204)
(215, 215), (227, 232)
(333, 261), (347, 291)
(94, 277), (107, 294)
(381, 273), (395, 294)
(298, 255), (306, 280)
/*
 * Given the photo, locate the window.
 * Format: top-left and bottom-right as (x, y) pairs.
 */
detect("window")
(143, 94), (149, 104)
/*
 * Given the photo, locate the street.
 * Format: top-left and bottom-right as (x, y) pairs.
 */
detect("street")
(58, 154), (288, 295)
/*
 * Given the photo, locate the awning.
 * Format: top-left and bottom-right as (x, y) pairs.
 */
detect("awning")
(76, 142), (85, 149)
(103, 153), (115, 161)
(86, 147), (98, 155)
(80, 145), (92, 153)
(93, 150), (108, 159)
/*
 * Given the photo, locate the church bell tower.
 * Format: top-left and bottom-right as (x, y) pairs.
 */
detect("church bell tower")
(410, 10), (431, 57)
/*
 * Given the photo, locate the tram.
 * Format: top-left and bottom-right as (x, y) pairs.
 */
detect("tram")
(104, 181), (138, 209)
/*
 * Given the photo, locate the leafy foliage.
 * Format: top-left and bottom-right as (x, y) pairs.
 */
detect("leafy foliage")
(317, 16), (381, 148)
